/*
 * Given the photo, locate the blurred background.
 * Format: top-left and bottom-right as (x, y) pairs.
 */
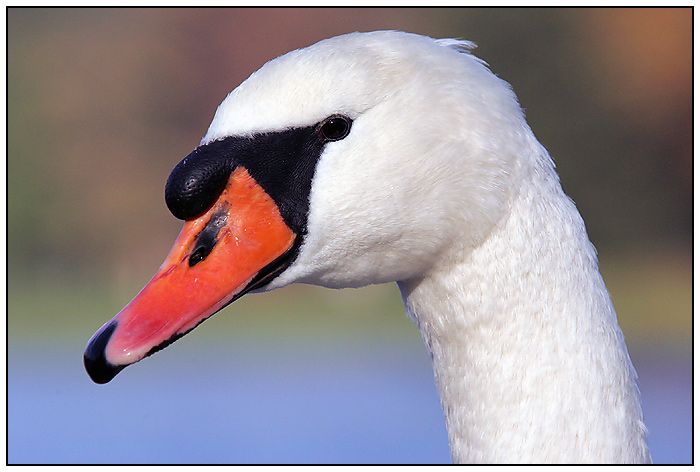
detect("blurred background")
(8, 7), (691, 464)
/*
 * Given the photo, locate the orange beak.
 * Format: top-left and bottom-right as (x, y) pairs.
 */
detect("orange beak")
(84, 167), (296, 383)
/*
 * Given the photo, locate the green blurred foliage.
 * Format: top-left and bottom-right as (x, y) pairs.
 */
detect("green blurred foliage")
(8, 8), (691, 343)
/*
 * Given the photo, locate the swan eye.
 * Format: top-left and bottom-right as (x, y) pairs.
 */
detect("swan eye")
(318, 115), (351, 141)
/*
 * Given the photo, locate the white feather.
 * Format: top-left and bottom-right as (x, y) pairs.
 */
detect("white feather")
(204, 30), (651, 464)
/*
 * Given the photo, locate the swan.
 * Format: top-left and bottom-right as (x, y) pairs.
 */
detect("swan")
(84, 31), (651, 463)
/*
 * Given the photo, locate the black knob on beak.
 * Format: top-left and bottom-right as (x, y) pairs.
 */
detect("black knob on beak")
(165, 140), (236, 220)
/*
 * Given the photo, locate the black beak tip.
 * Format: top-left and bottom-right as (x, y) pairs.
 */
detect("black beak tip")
(84, 321), (125, 384)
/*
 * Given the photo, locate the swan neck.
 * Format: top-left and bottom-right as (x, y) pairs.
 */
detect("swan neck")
(399, 172), (651, 463)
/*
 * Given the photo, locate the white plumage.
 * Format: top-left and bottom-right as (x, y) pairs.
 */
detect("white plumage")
(204, 31), (651, 463)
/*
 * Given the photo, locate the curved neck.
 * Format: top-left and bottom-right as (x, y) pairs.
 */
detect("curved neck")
(399, 168), (650, 463)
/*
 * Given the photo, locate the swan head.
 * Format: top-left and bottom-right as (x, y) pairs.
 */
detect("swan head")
(85, 30), (536, 383)
(208, 31), (533, 287)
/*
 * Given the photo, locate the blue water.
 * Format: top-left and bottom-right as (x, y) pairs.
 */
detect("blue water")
(8, 339), (690, 464)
